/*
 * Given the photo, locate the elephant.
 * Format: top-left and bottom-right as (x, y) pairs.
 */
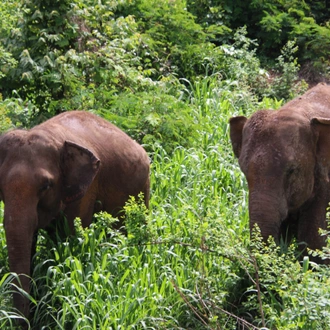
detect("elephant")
(0, 110), (150, 321)
(229, 83), (330, 255)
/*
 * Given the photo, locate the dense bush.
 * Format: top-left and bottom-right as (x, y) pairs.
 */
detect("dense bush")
(187, 0), (330, 82)
(0, 0), (316, 131)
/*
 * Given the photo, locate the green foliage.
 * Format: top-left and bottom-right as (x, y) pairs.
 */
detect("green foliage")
(0, 47), (17, 80)
(181, 28), (306, 103)
(250, 0), (330, 76)
(0, 105), (13, 133)
(124, 193), (150, 243)
(100, 87), (200, 153)
(30, 212), (213, 329)
(0, 274), (30, 330)
(269, 40), (308, 100)
(0, 0), (20, 36)
(1, 1), (330, 329)
(0, 85), (330, 328)
(0, 0), (19, 81)
(116, 0), (218, 80)
(244, 229), (330, 329)
(0, 0), (324, 136)
(0, 0), (78, 115)
(1, 0), (232, 116)
(186, 0), (330, 80)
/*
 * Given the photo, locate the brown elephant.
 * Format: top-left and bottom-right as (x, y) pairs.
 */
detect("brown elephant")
(0, 111), (150, 320)
(229, 83), (330, 254)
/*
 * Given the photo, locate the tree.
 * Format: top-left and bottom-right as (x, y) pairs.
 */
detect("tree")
(1, 0), (78, 115)
(187, 0), (330, 70)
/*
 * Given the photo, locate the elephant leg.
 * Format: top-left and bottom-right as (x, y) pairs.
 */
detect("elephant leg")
(45, 196), (96, 242)
(280, 212), (299, 244)
(62, 198), (96, 231)
(44, 214), (72, 242)
(142, 178), (150, 209)
(298, 198), (328, 263)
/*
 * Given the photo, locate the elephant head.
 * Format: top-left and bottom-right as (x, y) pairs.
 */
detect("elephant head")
(230, 110), (330, 249)
(0, 132), (100, 318)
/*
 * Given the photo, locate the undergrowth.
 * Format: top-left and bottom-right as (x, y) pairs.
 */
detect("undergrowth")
(0, 70), (329, 330)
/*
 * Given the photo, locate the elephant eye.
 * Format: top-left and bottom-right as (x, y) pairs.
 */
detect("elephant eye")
(287, 168), (294, 175)
(40, 180), (53, 192)
(287, 166), (298, 176)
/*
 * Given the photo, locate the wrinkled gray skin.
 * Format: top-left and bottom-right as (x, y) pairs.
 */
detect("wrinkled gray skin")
(230, 83), (330, 254)
(0, 111), (150, 321)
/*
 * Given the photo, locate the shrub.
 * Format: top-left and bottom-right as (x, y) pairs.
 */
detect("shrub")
(99, 88), (199, 153)
(269, 40), (308, 100)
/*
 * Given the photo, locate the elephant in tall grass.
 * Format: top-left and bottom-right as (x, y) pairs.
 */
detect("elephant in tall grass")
(230, 83), (330, 254)
(0, 111), (150, 320)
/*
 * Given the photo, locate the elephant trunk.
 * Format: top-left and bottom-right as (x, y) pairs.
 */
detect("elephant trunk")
(248, 189), (287, 243)
(4, 204), (38, 318)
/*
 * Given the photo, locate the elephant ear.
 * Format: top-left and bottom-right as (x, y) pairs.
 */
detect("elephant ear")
(229, 116), (247, 158)
(312, 117), (330, 181)
(61, 141), (100, 204)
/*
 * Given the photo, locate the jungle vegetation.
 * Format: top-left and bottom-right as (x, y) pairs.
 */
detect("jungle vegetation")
(1, 0), (330, 329)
